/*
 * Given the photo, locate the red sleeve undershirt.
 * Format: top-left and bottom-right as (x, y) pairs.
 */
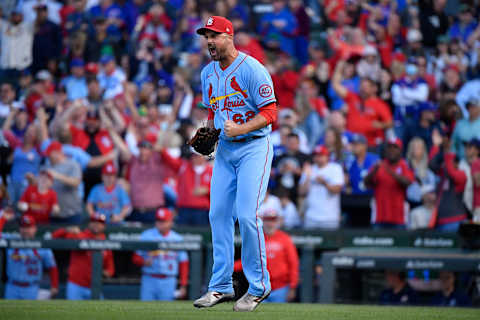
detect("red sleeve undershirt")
(48, 266), (59, 289)
(207, 102), (277, 125)
(132, 253), (145, 266)
(179, 261), (189, 286)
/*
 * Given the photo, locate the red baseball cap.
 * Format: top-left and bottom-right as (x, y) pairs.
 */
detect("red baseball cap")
(45, 141), (62, 157)
(197, 16), (234, 36)
(90, 213), (107, 223)
(156, 208), (173, 221)
(313, 145), (329, 156)
(20, 215), (36, 227)
(387, 137), (403, 150)
(102, 162), (117, 175)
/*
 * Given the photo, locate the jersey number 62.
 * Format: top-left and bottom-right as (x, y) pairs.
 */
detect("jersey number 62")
(232, 111), (255, 125)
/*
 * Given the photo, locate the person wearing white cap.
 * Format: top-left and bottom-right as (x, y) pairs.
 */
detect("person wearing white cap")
(356, 45), (381, 82)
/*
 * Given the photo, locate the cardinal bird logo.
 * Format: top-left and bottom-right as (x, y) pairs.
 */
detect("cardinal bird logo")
(230, 76), (248, 98)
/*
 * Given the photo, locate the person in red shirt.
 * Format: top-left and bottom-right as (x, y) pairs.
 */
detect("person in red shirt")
(52, 213), (115, 300)
(234, 29), (266, 64)
(332, 58), (393, 148)
(234, 209), (299, 303)
(160, 150), (213, 226)
(271, 53), (300, 109)
(471, 139), (480, 223)
(17, 170), (60, 224)
(364, 138), (414, 228)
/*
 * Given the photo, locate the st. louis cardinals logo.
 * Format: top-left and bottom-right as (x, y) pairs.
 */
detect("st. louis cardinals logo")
(230, 77), (248, 98)
(207, 17), (214, 26)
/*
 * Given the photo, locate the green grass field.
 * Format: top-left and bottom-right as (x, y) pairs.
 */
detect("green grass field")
(0, 300), (478, 320)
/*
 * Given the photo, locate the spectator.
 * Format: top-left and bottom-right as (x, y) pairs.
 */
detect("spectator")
(365, 138), (414, 229)
(451, 99), (480, 159)
(272, 132), (309, 204)
(18, 169), (59, 224)
(289, 0), (310, 66)
(458, 138), (479, 214)
(97, 54), (126, 99)
(44, 141), (83, 224)
(456, 78), (480, 119)
(31, 4), (62, 74)
(471, 140), (480, 223)
(52, 213), (115, 300)
(234, 209), (299, 303)
(379, 271), (418, 306)
(276, 187), (301, 229)
(258, 188), (282, 222)
(356, 45), (381, 82)
(270, 53), (300, 109)
(84, 16), (121, 63)
(332, 59), (393, 149)
(429, 137), (468, 231)
(0, 82), (21, 125)
(258, 0), (297, 56)
(60, 59), (88, 101)
(343, 134), (379, 227)
(2, 215), (59, 300)
(419, 0), (449, 48)
(405, 137), (437, 206)
(86, 163), (131, 224)
(327, 57), (359, 111)
(132, 208), (189, 301)
(448, 4), (478, 44)
(403, 102), (442, 151)
(121, 135), (181, 223)
(431, 271), (472, 307)
(234, 29), (265, 64)
(299, 145), (345, 229)
(408, 184), (436, 230)
(165, 151), (213, 226)
(0, 9), (34, 79)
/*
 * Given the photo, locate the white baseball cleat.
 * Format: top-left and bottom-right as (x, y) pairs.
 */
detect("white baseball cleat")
(233, 289), (271, 312)
(193, 291), (235, 308)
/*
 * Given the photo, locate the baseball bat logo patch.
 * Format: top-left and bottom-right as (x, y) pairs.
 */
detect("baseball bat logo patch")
(259, 84), (272, 98)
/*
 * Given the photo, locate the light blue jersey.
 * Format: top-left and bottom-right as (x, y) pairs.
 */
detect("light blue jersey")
(6, 248), (56, 283)
(136, 228), (188, 276)
(201, 52), (276, 140)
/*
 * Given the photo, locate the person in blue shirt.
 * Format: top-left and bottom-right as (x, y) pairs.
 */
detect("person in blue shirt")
(258, 0), (297, 56)
(60, 59), (88, 101)
(448, 5), (478, 44)
(86, 163), (131, 223)
(343, 134), (379, 227)
(451, 98), (480, 159)
(431, 271), (472, 307)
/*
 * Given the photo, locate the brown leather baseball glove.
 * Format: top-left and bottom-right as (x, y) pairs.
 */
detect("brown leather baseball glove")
(188, 127), (221, 156)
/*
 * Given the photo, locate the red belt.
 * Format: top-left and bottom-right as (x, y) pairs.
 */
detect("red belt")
(230, 136), (263, 143)
(12, 281), (37, 287)
(145, 273), (173, 279)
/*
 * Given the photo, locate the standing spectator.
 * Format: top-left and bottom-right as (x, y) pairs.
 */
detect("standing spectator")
(18, 169), (59, 224)
(450, 99), (480, 160)
(86, 163), (131, 224)
(52, 214), (115, 300)
(408, 184), (436, 230)
(419, 0), (449, 48)
(270, 53), (300, 109)
(31, 4), (62, 74)
(365, 138), (414, 229)
(448, 4), (478, 44)
(471, 140), (480, 222)
(343, 134), (379, 227)
(379, 271), (418, 306)
(97, 54), (126, 99)
(431, 271), (472, 307)
(289, 0), (310, 65)
(132, 208), (189, 301)
(234, 209), (299, 303)
(272, 133), (309, 204)
(403, 102), (442, 151)
(44, 141), (83, 224)
(299, 145), (345, 229)
(429, 138), (468, 231)
(456, 79), (480, 118)
(60, 59), (88, 101)
(405, 137), (437, 206)
(169, 152), (213, 226)
(3, 215), (59, 300)
(459, 138), (479, 215)
(84, 17), (120, 63)
(276, 187), (301, 229)
(332, 59), (393, 149)
(258, 0), (297, 56)
(0, 82), (21, 125)
(0, 9), (34, 79)
(234, 29), (265, 64)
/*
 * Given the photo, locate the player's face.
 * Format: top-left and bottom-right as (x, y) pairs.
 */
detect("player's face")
(204, 30), (230, 61)
(20, 226), (36, 239)
(263, 218), (278, 235)
(156, 220), (172, 234)
(89, 221), (105, 234)
(102, 174), (116, 187)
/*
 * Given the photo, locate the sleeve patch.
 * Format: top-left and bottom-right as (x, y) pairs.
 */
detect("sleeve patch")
(259, 84), (273, 98)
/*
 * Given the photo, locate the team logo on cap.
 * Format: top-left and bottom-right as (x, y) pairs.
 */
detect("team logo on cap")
(207, 17), (214, 26)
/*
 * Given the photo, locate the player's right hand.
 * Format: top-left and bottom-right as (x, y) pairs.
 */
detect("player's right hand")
(50, 287), (59, 298)
(144, 258), (153, 266)
(67, 226), (81, 234)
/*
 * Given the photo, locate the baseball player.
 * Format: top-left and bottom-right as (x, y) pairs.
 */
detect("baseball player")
(132, 208), (189, 301)
(234, 209), (299, 303)
(193, 16), (278, 312)
(2, 215), (59, 300)
(52, 213), (114, 300)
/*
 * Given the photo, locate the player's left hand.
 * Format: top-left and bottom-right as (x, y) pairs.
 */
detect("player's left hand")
(177, 285), (187, 299)
(224, 120), (244, 138)
(287, 287), (296, 302)
(50, 287), (59, 298)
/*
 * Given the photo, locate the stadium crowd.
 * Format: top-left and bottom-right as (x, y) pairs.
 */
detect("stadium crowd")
(1, 0), (479, 231)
